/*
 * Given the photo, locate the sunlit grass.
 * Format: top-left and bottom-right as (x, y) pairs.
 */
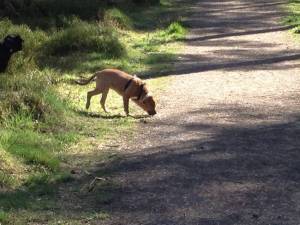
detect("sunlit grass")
(284, 0), (300, 34)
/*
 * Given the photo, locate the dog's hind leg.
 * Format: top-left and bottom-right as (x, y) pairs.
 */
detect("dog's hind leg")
(86, 89), (102, 109)
(100, 89), (109, 113)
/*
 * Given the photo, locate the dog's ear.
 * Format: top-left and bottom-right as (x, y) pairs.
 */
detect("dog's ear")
(15, 35), (23, 43)
(141, 92), (152, 103)
(139, 81), (146, 88)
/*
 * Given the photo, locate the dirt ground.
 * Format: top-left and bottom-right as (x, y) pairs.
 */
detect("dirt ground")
(63, 1), (300, 224)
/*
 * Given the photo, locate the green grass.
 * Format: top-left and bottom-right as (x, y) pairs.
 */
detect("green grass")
(284, 0), (300, 34)
(1, 130), (60, 171)
(0, 0), (186, 224)
(104, 8), (133, 29)
(43, 18), (125, 57)
(0, 210), (9, 224)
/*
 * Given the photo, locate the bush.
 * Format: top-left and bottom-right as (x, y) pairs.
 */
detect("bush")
(104, 8), (132, 29)
(44, 18), (125, 57)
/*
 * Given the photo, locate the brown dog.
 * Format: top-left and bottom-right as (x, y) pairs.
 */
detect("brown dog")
(76, 69), (157, 116)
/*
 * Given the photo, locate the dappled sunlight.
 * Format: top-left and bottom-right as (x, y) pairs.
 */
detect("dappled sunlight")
(141, 0), (300, 77)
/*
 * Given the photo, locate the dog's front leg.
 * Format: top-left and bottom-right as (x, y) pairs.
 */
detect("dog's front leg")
(100, 89), (109, 113)
(123, 96), (130, 116)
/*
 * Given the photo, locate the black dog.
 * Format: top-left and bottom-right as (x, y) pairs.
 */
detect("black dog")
(0, 35), (23, 73)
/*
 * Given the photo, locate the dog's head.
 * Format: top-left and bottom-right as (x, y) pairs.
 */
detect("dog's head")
(4, 35), (23, 53)
(133, 93), (157, 116)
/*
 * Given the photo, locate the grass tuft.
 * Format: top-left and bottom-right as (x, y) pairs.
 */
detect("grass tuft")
(44, 18), (125, 57)
(292, 25), (300, 33)
(0, 210), (9, 224)
(164, 21), (187, 39)
(284, 0), (300, 29)
(104, 8), (132, 29)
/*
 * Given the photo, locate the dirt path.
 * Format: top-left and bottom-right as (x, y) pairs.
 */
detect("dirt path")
(83, 1), (300, 224)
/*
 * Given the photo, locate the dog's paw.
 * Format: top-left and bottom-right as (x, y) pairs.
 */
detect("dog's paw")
(103, 108), (110, 114)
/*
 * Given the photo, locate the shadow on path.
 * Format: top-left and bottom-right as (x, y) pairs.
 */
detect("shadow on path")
(184, 25), (295, 42)
(96, 108), (300, 224)
(141, 0), (299, 78)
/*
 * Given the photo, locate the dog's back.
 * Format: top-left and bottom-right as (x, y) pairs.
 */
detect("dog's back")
(96, 69), (144, 97)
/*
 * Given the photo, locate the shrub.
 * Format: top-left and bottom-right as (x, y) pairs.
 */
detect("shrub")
(104, 8), (132, 29)
(44, 18), (125, 57)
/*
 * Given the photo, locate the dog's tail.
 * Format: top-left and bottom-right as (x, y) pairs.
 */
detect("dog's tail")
(75, 73), (98, 85)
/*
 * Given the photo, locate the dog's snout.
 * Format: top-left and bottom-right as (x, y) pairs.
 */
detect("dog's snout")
(148, 110), (157, 116)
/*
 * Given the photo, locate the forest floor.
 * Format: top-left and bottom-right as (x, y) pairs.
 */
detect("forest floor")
(22, 0), (300, 224)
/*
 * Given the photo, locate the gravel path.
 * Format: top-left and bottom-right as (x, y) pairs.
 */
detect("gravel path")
(99, 1), (300, 224)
